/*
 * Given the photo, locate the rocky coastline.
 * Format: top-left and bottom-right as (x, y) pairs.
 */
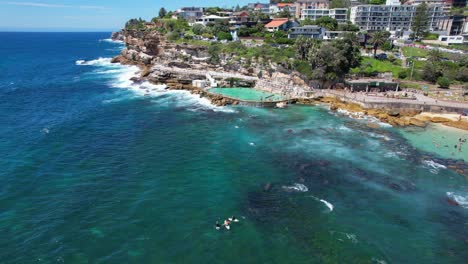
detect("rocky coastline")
(110, 29), (468, 131)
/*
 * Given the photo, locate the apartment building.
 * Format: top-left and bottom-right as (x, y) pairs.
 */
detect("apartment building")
(350, 4), (447, 32)
(295, 0), (330, 18)
(301, 8), (348, 23)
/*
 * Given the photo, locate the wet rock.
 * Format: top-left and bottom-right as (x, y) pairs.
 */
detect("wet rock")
(388, 110), (400, 117)
(367, 123), (380, 129)
(431, 117), (451, 123)
(409, 118), (426, 127)
(130, 77), (143, 84)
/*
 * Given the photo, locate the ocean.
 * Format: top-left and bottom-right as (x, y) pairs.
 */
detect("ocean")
(0, 32), (467, 264)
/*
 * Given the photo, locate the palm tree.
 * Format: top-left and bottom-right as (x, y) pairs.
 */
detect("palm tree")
(369, 31), (390, 57)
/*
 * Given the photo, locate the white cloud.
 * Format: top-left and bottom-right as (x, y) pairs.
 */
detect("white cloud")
(5, 2), (109, 10)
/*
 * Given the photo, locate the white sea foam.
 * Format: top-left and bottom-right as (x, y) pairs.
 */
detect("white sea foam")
(338, 125), (352, 132)
(372, 258), (388, 264)
(282, 183), (309, 192)
(79, 57), (236, 113)
(100, 38), (124, 44)
(337, 108), (366, 119)
(309, 195), (334, 211)
(368, 132), (391, 141)
(422, 160), (446, 174)
(76, 57), (112, 66)
(446, 192), (468, 209)
(319, 199), (334, 211)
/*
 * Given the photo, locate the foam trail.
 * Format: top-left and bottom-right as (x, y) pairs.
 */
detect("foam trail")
(282, 183), (308, 192)
(309, 195), (334, 211)
(319, 199), (334, 211)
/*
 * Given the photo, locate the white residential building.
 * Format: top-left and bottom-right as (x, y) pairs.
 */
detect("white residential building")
(301, 8), (348, 23)
(350, 4), (447, 32)
(194, 15), (230, 26)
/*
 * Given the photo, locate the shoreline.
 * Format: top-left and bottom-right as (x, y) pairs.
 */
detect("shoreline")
(115, 59), (468, 131)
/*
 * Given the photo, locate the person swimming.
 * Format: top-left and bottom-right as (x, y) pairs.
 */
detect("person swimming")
(228, 216), (239, 222)
(223, 219), (231, 230)
(215, 221), (221, 230)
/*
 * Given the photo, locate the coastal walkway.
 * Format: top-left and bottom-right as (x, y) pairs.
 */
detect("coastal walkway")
(316, 89), (468, 113)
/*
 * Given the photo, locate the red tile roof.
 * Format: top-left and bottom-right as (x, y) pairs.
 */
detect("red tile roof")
(277, 3), (294, 7)
(265, 18), (289, 28)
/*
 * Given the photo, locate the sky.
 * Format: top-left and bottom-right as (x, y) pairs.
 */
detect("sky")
(0, 0), (252, 31)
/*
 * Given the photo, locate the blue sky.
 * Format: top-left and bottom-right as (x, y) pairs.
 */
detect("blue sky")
(0, 0), (252, 31)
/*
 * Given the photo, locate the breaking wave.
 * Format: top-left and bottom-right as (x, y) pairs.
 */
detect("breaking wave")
(446, 192), (468, 208)
(422, 160), (446, 174)
(76, 57), (235, 113)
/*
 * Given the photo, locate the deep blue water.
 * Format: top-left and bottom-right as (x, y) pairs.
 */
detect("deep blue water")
(0, 32), (467, 264)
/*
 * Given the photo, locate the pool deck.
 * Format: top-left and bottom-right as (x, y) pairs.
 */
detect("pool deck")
(205, 90), (296, 107)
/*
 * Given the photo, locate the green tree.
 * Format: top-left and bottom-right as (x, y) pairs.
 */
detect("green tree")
(307, 34), (361, 88)
(208, 43), (221, 64)
(208, 20), (230, 36)
(192, 24), (206, 35)
(159, 7), (167, 18)
(294, 36), (320, 61)
(313, 17), (338, 31)
(369, 31), (390, 57)
(411, 2), (429, 40)
(337, 21), (360, 32)
(217, 32), (233, 41)
(276, 7), (292, 18)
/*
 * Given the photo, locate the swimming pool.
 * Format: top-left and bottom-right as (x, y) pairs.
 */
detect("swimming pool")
(208, 88), (285, 101)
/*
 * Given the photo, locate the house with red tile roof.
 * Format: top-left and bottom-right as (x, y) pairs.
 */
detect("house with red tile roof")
(264, 18), (298, 32)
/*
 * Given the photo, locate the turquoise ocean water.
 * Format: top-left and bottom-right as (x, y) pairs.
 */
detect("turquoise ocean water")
(0, 32), (467, 263)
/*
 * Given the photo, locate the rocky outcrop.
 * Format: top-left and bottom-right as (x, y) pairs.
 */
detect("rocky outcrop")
(111, 31), (124, 41)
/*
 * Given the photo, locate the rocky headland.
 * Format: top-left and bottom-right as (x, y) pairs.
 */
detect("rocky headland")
(110, 27), (468, 131)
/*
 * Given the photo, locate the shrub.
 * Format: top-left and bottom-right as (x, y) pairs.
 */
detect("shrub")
(192, 24), (205, 35)
(437, 77), (451, 88)
(201, 33), (213, 39)
(398, 70), (408, 79)
(382, 41), (393, 51)
(424, 33), (439, 40)
(217, 32), (233, 41)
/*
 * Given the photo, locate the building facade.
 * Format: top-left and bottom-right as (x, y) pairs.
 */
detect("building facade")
(438, 15), (468, 35)
(295, 0), (330, 19)
(194, 15), (230, 26)
(288, 25), (325, 39)
(177, 7), (204, 22)
(350, 5), (447, 32)
(301, 8), (348, 23)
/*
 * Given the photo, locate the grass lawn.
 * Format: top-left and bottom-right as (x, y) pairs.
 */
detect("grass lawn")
(359, 57), (403, 77)
(402, 47), (429, 58)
